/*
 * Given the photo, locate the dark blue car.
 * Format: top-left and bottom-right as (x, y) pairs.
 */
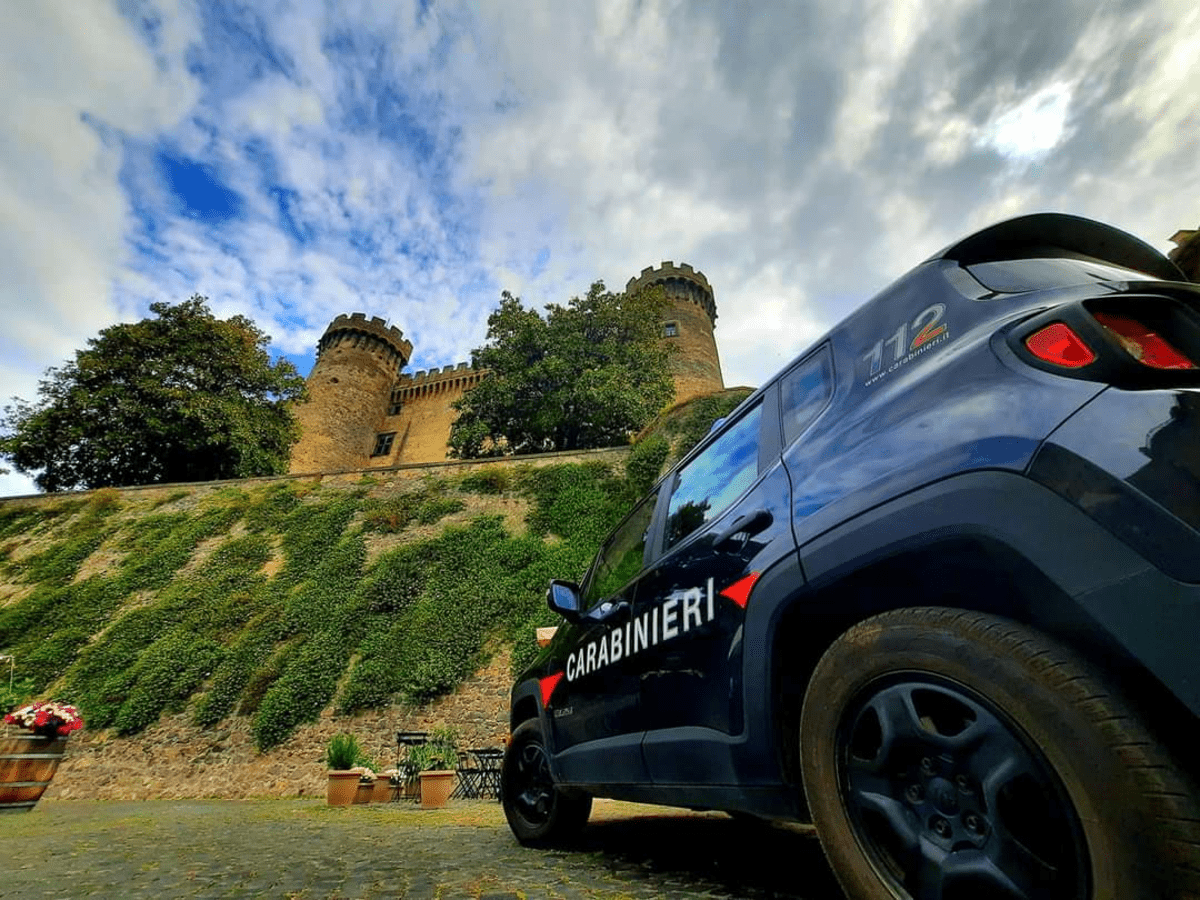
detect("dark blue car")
(501, 213), (1200, 900)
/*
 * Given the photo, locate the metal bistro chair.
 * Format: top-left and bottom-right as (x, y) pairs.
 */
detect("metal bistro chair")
(395, 731), (428, 802)
(471, 748), (505, 801)
(450, 750), (482, 799)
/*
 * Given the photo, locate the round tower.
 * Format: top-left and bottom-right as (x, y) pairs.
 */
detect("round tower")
(289, 313), (414, 473)
(626, 261), (724, 404)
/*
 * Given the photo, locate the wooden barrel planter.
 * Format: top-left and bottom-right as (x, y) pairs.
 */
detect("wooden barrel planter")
(0, 733), (68, 813)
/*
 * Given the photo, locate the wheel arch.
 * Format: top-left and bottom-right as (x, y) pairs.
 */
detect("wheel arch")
(761, 470), (1200, 785)
(509, 683), (542, 735)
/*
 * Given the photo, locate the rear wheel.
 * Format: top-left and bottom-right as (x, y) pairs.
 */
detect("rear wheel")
(502, 719), (591, 846)
(800, 607), (1200, 900)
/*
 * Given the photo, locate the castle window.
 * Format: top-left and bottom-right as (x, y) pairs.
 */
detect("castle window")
(663, 321), (679, 338)
(387, 391), (403, 416)
(371, 432), (396, 457)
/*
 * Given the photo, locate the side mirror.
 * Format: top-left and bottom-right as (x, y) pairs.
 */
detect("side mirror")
(707, 416), (727, 435)
(546, 579), (582, 622)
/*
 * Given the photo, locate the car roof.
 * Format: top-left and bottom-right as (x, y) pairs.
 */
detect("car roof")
(926, 212), (1184, 281)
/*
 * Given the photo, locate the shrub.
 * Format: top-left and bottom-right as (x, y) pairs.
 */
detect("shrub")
(663, 388), (754, 462)
(624, 434), (669, 497)
(87, 487), (123, 513)
(326, 732), (361, 770)
(459, 466), (511, 494)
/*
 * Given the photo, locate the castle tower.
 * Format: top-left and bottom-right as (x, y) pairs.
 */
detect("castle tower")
(626, 261), (724, 405)
(288, 313), (414, 474)
(1170, 228), (1200, 282)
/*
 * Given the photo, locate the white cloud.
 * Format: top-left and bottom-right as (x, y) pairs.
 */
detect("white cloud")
(0, 0), (199, 397)
(4, 0), (1200, 498)
(978, 82), (1074, 160)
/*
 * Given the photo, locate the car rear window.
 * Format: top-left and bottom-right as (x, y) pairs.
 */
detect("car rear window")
(967, 257), (1156, 295)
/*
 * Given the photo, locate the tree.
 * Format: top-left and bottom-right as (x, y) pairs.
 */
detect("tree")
(0, 295), (308, 492)
(449, 282), (675, 458)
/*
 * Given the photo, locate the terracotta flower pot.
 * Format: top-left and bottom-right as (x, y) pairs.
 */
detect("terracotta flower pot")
(353, 780), (373, 804)
(419, 770), (456, 809)
(372, 777), (394, 803)
(326, 770), (360, 806)
(0, 733), (68, 812)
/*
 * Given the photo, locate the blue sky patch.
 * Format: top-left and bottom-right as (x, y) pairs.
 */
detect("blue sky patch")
(156, 150), (243, 222)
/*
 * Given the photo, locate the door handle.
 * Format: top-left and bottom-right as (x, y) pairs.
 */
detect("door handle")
(714, 509), (773, 548)
(587, 599), (631, 623)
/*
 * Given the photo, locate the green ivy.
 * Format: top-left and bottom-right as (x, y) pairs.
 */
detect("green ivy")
(112, 628), (224, 735)
(458, 466), (512, 494)
(253, 631), (351, 750)
(237, 635), (301, 716)
(521, 462), (628, 546)
(193, 609), (285, 727)
(244, 482), (302, 532)
(362, 491), (464, 534)
(0, 390), (736, 739)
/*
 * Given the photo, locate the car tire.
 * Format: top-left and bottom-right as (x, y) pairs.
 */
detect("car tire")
(799, 607), (1200, 900)
(502, 719), (592, 846)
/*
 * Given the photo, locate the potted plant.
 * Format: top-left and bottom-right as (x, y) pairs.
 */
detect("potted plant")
(324, 733), (362, 807)
(2, 700), (84, 812)
(352, 754), (377, 805)
(373, 766), (398, 803)
(414, 727), (458, 809)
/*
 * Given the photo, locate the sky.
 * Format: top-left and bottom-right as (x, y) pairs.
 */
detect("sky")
(1, 0), (1198, 496)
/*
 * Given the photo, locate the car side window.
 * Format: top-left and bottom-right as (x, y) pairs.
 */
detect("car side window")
(581, 490), (658, 608)
(665, 403), (764, 550)
(780, 347), (833, 446)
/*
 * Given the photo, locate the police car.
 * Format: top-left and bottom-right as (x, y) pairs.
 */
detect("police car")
(501, 214), (1200, 900)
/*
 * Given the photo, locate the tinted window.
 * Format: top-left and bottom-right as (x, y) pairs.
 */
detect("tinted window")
(780, 348), (833, 446)
(581, 490), (657, 607)
(967, 257), (1154, 295)
(665, 404), (763, 549)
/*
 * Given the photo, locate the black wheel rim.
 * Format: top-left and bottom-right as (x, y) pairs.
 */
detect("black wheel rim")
(509, 736), (555, 827)
(837, 674), (1090, 900)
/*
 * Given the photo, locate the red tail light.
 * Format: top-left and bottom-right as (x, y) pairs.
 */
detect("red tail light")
(1093, 312), (1197, 370)
(1024, 323), (1096, 368)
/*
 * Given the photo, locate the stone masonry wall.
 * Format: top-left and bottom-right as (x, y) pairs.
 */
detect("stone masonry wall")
(289, 337), (401, 473)
(42, 649), (516, 801)
(666, 294), (724, 404)
(373, 365), (485, 466)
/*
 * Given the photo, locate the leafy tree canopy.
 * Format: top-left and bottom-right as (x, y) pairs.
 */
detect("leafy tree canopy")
(1, 295), (308, 492)
(449, 282), (675, 458)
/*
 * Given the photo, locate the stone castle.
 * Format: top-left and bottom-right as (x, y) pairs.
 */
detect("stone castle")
(288, 262), (726, 473)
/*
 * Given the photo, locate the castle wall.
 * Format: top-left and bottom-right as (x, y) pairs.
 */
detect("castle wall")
(366, 364), (485, 466)
(292, 261), (726, 473)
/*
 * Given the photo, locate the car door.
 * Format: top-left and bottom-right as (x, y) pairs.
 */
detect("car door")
(546, 489), (661, 785)
(630, 395), (779, 783)
(636, 351), (835, 785)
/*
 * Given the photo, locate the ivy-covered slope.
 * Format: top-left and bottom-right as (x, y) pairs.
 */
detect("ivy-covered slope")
(0, 388), (752, 751)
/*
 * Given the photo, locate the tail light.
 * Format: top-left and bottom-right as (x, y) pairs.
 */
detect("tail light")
(1008, 293), (1200, 388)
(1092, 312), (1196, 370)
(1024, 323), (1096, 368)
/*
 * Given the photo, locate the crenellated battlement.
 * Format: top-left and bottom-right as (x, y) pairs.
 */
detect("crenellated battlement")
(395, 361), (473, 384)
(625, 261), (717, 324)
(391, 361), (483, 400)
(319, 312), (414, 365)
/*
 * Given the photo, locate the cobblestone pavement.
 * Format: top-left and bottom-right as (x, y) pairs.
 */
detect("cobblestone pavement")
(0, 799), (847, 899)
